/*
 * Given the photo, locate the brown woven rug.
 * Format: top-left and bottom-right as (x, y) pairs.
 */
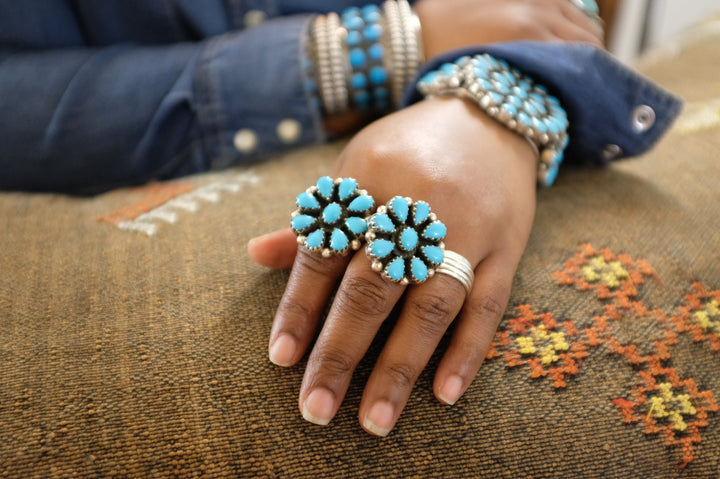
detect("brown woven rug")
(2, 20), (719, 478)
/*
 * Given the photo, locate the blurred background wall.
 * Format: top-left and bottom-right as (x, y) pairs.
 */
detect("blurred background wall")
(600, 0), (720, 62)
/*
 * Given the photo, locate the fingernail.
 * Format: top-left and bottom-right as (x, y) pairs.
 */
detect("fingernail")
(269, 333), (297, 367)
(247, 237), (257, 248)
(362, 400), (395, 437)
(438, 375), (464, 405)
(301, 388), (335, 426)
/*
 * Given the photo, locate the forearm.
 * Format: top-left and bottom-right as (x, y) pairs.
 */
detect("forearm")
(0, 15), (322, 194)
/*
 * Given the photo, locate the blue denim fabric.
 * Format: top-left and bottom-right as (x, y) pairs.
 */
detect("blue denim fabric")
(0, 0), (681, 193)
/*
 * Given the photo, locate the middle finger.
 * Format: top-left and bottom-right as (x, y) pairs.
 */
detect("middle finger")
(298, 251), (405, 426)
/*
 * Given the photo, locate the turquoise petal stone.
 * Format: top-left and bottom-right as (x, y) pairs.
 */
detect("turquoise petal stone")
(291, 215), (316, 232)
(386, 257), (405, 281)
(411, 257), (428, 282)
(330, 229), (349, 251)
(413, 201), (430, 225)
(400, 228), (418, 251)
(370, 239), (394, 258)
(317, 176), (334, 199)
(422, 246), (444, 265)
(348, 194), (374, 212)
(323, 203), (342, 224)
(423, 221), (447, 240)
(345, 217), (367, 234)
(305, 229), (324, 249)
(391, 196), (409, 223)
(517, 112), (532, 127)
(296, 192), (319, 209)
(338, 178), (358, 199)
(372, 213), (395, 232)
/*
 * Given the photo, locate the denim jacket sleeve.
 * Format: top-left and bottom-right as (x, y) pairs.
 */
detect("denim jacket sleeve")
(404, 42), (683, 167)
(0, 1), (682, 193)
(0, 14), (326, 194)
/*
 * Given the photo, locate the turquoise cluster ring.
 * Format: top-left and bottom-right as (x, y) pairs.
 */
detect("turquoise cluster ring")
(291, 176), (375, 257)
(365, 196), (448, 284)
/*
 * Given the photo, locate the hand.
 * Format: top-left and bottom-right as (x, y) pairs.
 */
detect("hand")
(249, 97), (537, 436)
(414, 0), (604, 59)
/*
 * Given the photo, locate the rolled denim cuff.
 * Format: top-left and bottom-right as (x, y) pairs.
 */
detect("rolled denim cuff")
(404, 41), (683, 166)
(194, 14), (325, 171)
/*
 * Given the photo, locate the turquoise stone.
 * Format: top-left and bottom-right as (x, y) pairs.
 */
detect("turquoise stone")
(368, 43), (383, 61)
(291, 214), (316, 232)
(411, 257), (428, 282)
(419, 71), (439, 85)
(343, 15), (363, 31)
(477, 78), (493, 91)
(345, 217), (367, 234)
(386, 257), (405, 281)
(473, 65), (490, 78)
(487, 92), (503, 106)
(494, 83), (510, 95)
(422, 246), (444, 265)
(545, 163), (559, 187)
(517, 112), (532, 127)
(317, 176), (334, 199)
(363, 8), (381, 23)
(545, 117), (560, 135)
(361, 4), (379, 15)
(369, 66), (387, 85)
(354, 91), (370, 106)
(508, 95), (523, 108)
(391, 196), (408, 223)
(501, 103), (517, 117)
(346, 30), (361, 47)
(349, 48), (366, 68)
(372, 213), (395, 232)
(305, 229), (324, 249)
(532, 116), (547, 134)
(530, 98), (547, 115)
(400, 228), (418, 251)
(413, 201), (430, 225)
(330, 229), (349, 251)
(338, 178), (357, 199)
(370, 239), (394, 258)
(522, 101), (537, 116)
(322, 203), (342, 224)
(296, 192), (319, 209)
(374, 87), (388, 100)
(440, 63), (457, 76)
(423, 221), (447, 240)
(348, 194), (374, 212)
(512, 86), (528, 100)
(351, 73), (367, 89)
(363, 24), (382, 42)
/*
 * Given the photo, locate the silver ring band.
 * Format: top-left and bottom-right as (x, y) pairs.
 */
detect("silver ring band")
(436, 250), (474, 297)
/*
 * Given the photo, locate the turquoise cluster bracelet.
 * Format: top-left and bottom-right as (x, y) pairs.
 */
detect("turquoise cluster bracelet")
(417, 54), (569, 187)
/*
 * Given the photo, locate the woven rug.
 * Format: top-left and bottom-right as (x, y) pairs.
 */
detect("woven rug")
(1, 19), (719, 478)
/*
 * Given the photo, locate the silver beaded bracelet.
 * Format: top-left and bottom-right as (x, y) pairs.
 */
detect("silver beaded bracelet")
(306, 1), (424, 115)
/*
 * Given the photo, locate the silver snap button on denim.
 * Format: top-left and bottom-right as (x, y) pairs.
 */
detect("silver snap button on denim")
(602, 144), (623, 161)
(632, 105), (655, 133)
(244, 9), (267, 28)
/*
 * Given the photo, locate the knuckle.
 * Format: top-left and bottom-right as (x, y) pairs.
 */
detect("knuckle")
(383, 362), (418, 390)
(315, 347), (355, 377)
(336, 275), (388, 318)
(469, 294), (508, 325)
(277, 299), (314, 325)
(295, 249), (335, 276)
(407, 293), (457, 336)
